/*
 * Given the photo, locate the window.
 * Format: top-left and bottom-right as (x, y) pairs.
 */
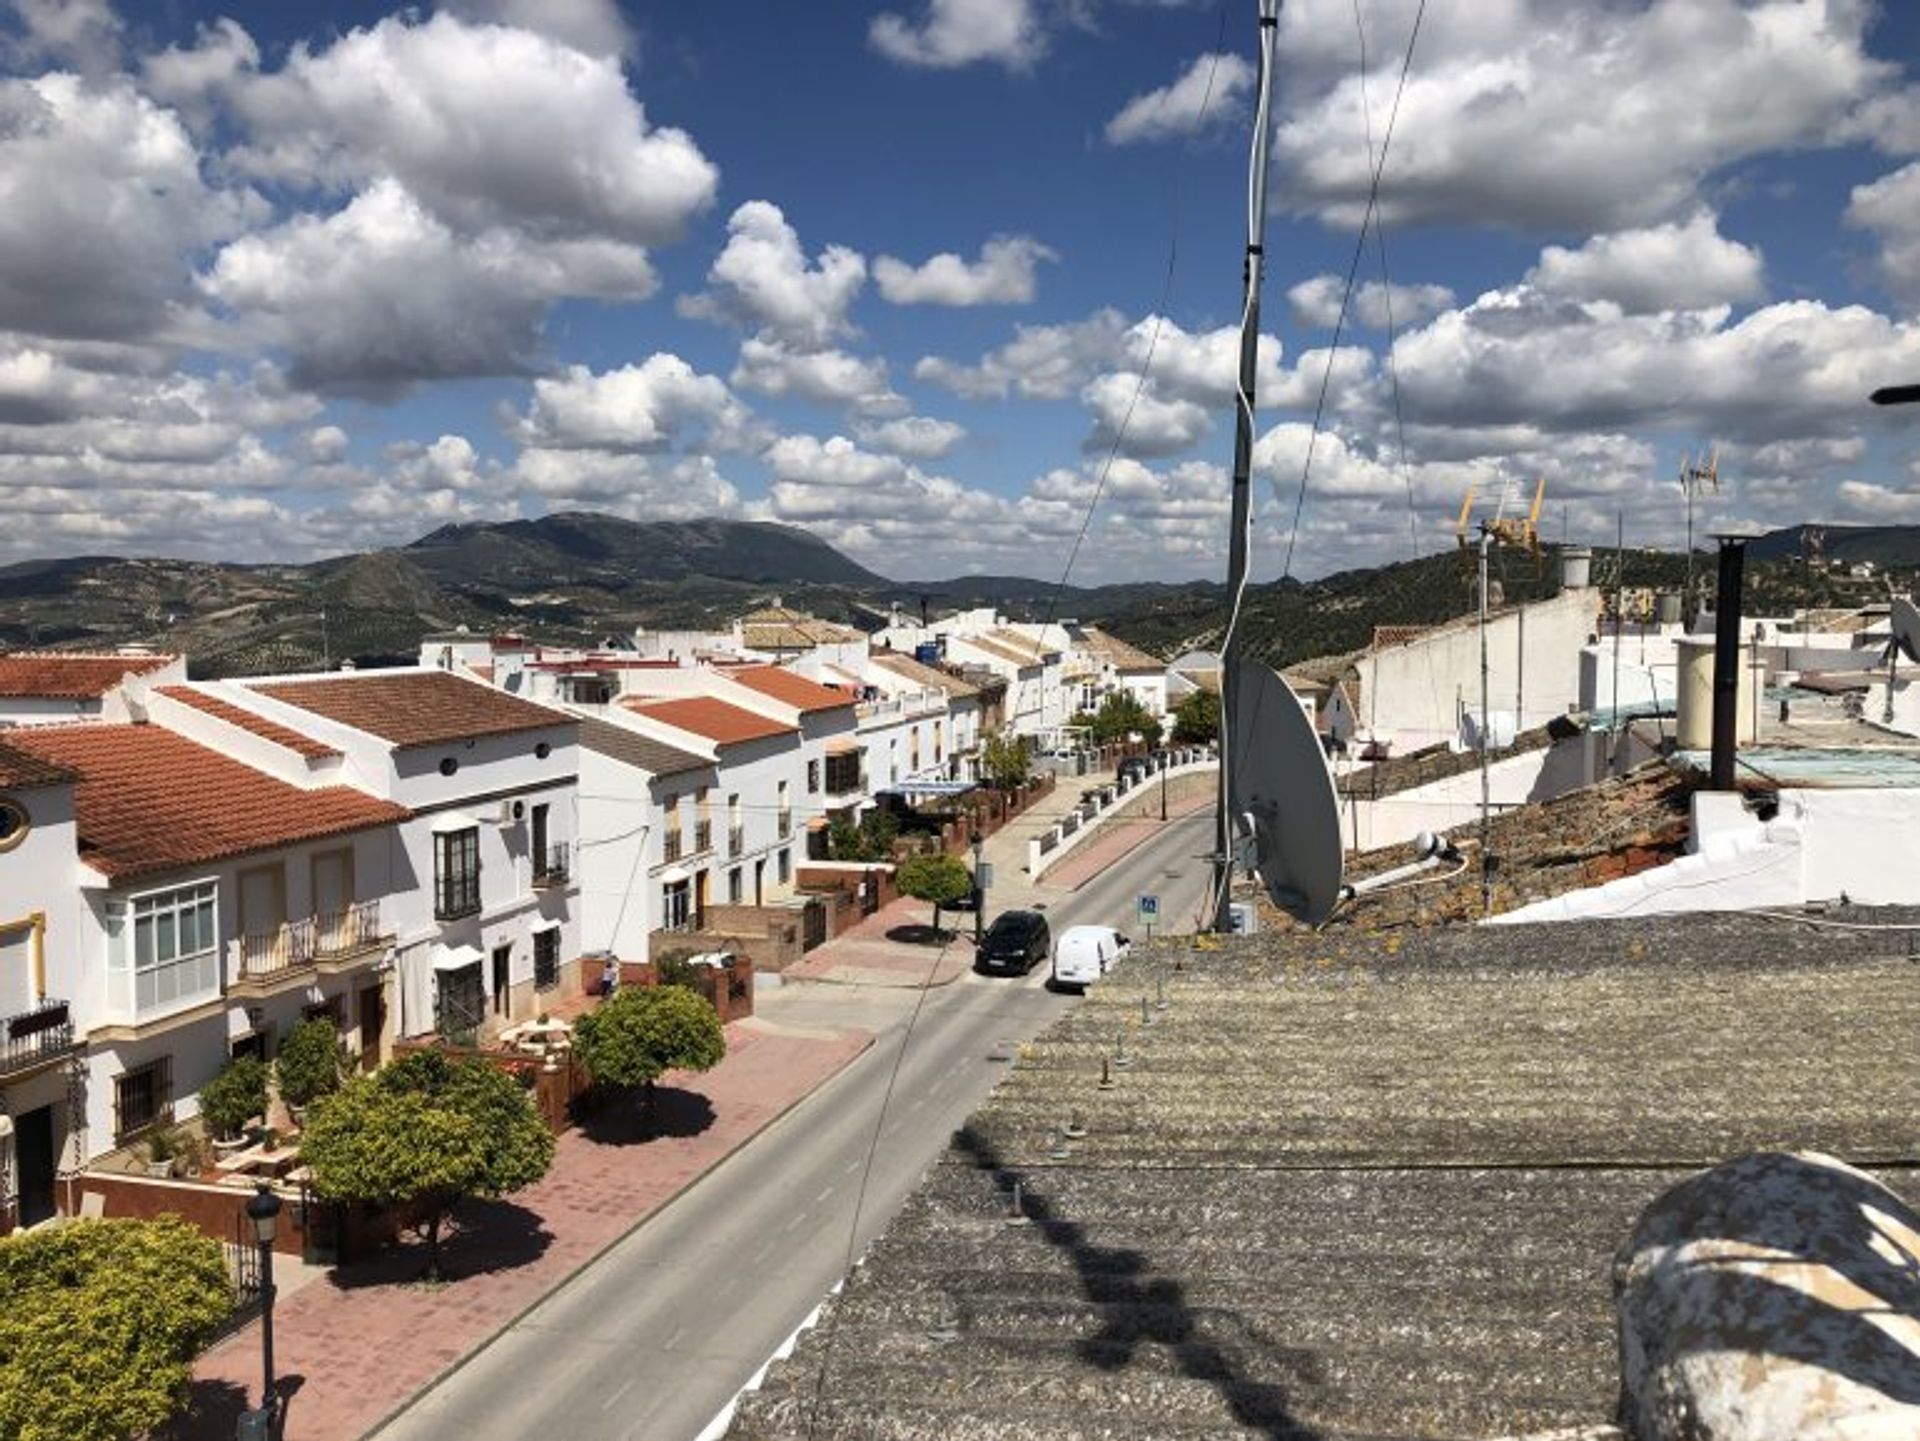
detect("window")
(436, 963), (485, 1042)
(127, 882), (219, 1014)
(0, 797), (27, 854)
(777, 848), (791, 885)
(728, 868), (743, 904)
(777, 780), (791, 838)
(114, 1057), (172, 1142)
(825, 752), (862, 795)
(533, 928), (560, 989)
(663, 880), (692, 931)
(434, 827), (481, 919)
(727, 793), (743, 857)
(807, 759), (820, 794)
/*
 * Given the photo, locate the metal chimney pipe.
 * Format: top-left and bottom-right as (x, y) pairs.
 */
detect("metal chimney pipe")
(1710, 537), (1746, 790)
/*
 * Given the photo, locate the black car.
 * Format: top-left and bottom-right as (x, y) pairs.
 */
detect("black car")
(1118, 756), (1152, 784)
(975, 909), (1050, 976)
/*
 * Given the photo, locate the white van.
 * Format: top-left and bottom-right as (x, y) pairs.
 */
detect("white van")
(1051, 925), (1131, 992)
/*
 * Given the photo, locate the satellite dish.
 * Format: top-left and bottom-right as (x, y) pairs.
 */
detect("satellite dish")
(1891, 596), (1920, 666)
(1225, 656), (1344, 925)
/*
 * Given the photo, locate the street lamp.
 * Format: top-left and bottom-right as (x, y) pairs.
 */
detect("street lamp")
(969, 830), (986, 945)
(237, 1182), (282, 1440)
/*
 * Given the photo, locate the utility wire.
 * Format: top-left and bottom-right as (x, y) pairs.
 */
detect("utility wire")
(1278, 0), (1428, 582)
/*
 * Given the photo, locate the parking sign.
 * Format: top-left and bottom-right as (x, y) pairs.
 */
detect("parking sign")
(1138, 893), (1159, 923)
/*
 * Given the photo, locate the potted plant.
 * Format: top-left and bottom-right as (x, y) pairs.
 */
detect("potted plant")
(142, 1124), (181, 1178)
(199, 1055), (268, 1153)
(275, 1017), (344, 1124)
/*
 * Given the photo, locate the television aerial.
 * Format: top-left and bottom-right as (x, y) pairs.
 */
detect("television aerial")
(1678, 446), (1720, 609)
(1454, 476), (1548, 579)
(1225, 656), (1344, 926)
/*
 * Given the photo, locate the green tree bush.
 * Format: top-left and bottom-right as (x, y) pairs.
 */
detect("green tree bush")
(302, 1049), (555, 1280)
(980, 730), (1029, 787)
(198, 1054), (268, 1140)
(824, 808), (898, 862)
(275, 1017), (344, 1112)
(0, 1217), (232, 1441)
(1082, 690), (1159, 745)
(1171, 689), (1219, 745)
(573, 985), (725, 1108)
(895, 853), (974, 936)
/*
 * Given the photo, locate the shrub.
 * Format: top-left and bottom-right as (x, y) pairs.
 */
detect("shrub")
(198, 1055), (269, 1140)
(276, 1017), (345, 1111)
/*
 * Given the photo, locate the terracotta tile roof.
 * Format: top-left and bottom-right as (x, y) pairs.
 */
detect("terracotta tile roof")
(576, 717), (713, 778)
(156, 686), (343, 760)
(252, 671), (569, 748)
(0, 650), (177, 699)
(0, 739), (75, 791)
(1078, 626), (1164, 673)
(868, 650), (980, 698)
(3, 725), (407, 880)
(1371, 623), (1433, 649)
(727, 665), (857, 714)
(622, 696), (795, 747)
(739, 606), (864, 650)
(957, 633), (1041, 668)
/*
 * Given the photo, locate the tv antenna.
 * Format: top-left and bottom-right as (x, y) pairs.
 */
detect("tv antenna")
(1881, 595), (1920, 725)
(1679, 446), (1719, 616)
(1455, 476), (1547, 576)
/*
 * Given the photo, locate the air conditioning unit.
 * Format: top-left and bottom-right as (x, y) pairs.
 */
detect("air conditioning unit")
(1226, 901), (1258, 936)
(499, 798), (525, 825)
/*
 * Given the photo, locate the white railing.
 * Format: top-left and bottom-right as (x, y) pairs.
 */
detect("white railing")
(1027, 754), (1218, 880)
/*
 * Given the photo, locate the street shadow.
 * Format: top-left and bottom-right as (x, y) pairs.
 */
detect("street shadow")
(885, 924), (957, 945)
(577, 1085), (715, 1144)
(152, 1379), (248, 1440)
(949, 1125), (1325, 1440)
(328, 1197), (553, 1289)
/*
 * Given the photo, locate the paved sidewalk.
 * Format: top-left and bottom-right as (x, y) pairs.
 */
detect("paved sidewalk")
(1042, 788), (1212, 891)
(163, 1018), (873, 1441)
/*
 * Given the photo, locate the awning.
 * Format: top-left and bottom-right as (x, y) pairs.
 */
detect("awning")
(429, 810), (482, 834)
(432, 944), (483, 973)
(805, 817), (829, 831)
(825, 737), (860, 755)
(879, 780), (977, 798)
(658, 865), (691, 884)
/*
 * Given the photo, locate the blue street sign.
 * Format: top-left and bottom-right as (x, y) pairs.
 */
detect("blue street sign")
(1138, 893), (1160, 922)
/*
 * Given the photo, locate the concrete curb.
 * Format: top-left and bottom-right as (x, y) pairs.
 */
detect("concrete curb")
(355, 1025), (877, 1440)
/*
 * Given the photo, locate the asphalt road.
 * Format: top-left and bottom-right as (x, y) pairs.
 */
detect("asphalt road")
(372, 810), (1213, 1441)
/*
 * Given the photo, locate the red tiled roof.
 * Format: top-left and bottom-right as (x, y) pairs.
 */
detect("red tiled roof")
(252, 671), (569, 748)
(728, 665), (857, 714)
(0, 739), (75, 791)
(156, 686), (343, 760)
(623, 697), (795, 747)
(2, 725), (407, 880)
(0, 650), (176, 699)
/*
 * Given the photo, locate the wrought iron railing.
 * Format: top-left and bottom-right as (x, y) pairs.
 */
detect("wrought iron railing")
(777, 810), (793, 839)
(236, 918), (317, 979)
(728, 825), (744, 858)
(0, 999), (76, 1078)
(694, 820), (713, 852)
(533, 842), (570, 887)
(316, 898), (383, 956)
(663, 829), (684, 862)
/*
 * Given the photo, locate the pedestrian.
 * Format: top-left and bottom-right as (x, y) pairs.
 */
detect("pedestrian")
(601, 957), (619, 997)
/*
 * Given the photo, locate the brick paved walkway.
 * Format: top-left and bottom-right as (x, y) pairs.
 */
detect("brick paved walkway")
(161, 1019), (873, 1441)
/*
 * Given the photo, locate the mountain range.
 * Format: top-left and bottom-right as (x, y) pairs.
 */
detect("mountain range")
(0, 513), (1910, 679)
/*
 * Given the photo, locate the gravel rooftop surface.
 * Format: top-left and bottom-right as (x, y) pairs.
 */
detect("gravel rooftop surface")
(730, 909), (1920, 1440)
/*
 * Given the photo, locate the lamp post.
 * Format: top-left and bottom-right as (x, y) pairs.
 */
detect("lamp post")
(238, 1182), (282, 1440)
(970, 830), (986, 945)
(1159, 753), (1168, 822)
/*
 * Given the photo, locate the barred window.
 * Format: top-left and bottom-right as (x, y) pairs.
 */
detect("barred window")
(533, 928), (560, 990)
(114, 1056), (173, 1142)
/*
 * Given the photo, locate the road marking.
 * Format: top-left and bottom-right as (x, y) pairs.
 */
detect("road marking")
(815, 1185), (835, 1203)
(842, 1159), (861, 1176)
(600, 1375), (639, 1413)
(783, 1210), (807, 1234)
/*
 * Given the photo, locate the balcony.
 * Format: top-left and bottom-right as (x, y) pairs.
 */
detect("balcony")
(727, 824), (744, 858)
(694, 819), (713, 853)
(0, 999), (78, 1080)
(533, 842), (570, 888)
(232, 900), (391, 997)
(824, 755), (865, 797)
(663, 829), (684, 863)
(777, 809), (793, 840)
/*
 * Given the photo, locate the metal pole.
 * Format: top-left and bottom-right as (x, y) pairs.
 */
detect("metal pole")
(1212, 0), (1280, 934)
(1709, 537), (1746, 790)
(1159, 760), (1167, 822)
(260, 1237), (277, 1424)
(1478, 528), (1493, 915)
(1612, 510), (1623, 771)
(970, 833), (985, 945)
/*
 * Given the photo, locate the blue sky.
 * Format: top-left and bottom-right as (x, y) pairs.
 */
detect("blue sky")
(3, 0), (1920, 584)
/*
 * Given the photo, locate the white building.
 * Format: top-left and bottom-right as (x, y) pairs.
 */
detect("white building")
(185, 670), (584, 1043)
(0, 649), (185, 725)
(0, 722), (407, 1191)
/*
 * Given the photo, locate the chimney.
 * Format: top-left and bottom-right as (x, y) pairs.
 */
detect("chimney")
(1709, 536), (1746, 790)
(1560, 545), (1592, 591)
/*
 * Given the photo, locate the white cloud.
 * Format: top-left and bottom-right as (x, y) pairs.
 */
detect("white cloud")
(141, 17), (258, 127)
(511, 449), (743, 520)
(1847, 162), (1920, 303)
(852, 415), (966, 460)
(730, 336), (903, 415)
(1274, 0), (1894, 231)
(439, 0), (636, 60)
(224, 13), (715, 244)
(1528, 212), (1764, 313)
(5, 0), (121, 69)
(915, 308), (1129, 400)
(873, 236), (1054, 306)
(1105, 52), (1253, 145)
(0, 73), (259, 341)
(869, 0), (1043, 71)
(683, 201), (865, 349)
(202, 178), (657, 394)
(515, 355), (758, 453)
(1288, 275), (1456, 330)
(1080, 370), (1212, 457)
(304, 424), (347, 463)
(1836, 479), (1920, 522)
